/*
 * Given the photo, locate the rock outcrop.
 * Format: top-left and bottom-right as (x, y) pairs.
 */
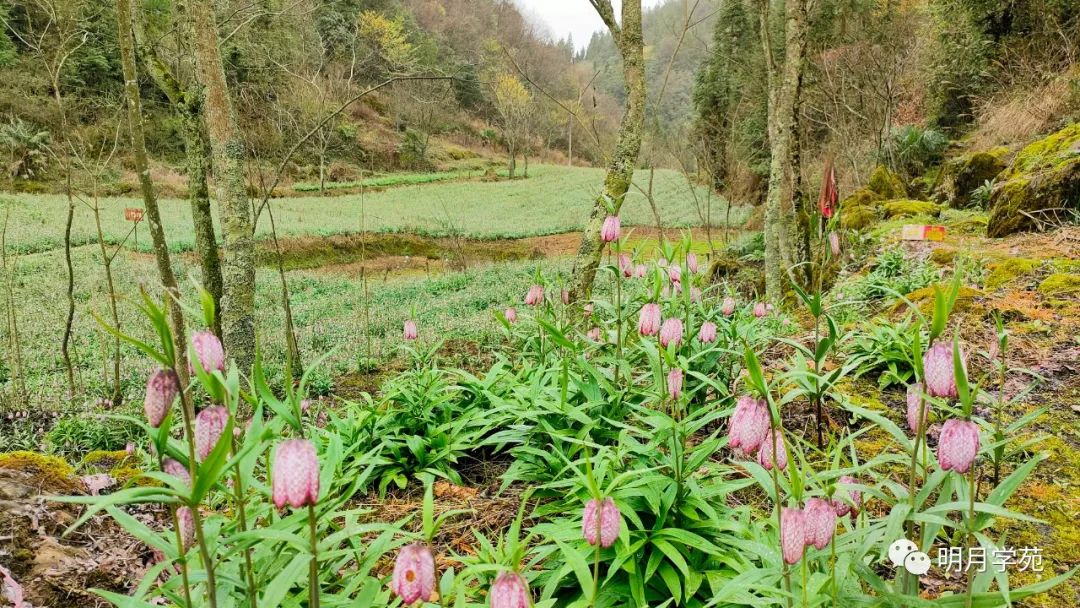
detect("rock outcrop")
(987, 123), (1080, 237)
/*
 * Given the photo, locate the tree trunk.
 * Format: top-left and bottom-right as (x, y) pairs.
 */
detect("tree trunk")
(134, 19), (224, 338)
(570, 0), (646, 300)
(190, 0), (256, 376)
(115, 0), (190, 378)
(183, 113), (225, 338)
(508, 149), (516, 178)
(759, 0), (808, 303)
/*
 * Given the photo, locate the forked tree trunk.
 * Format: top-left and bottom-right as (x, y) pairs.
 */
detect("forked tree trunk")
(190, 0), (257, 375)
(570, 0), (646, 300)
(116, 0), (190, 377)
(134, 20), (224, 337)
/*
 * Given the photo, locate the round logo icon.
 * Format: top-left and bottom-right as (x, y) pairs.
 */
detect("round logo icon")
(888, 539), (919, 567)
(904, 551), (932, 576)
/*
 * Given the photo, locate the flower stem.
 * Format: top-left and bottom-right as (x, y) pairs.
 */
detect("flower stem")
(964, 466), (977, 608)
(169, 505), (194, 608)
(309, 503), (320, 608)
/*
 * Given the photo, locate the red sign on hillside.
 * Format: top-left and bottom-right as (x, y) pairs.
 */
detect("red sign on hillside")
(125, 208), (145, 222)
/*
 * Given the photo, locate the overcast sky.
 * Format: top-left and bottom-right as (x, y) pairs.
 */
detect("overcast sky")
(515, 0), (667, 51)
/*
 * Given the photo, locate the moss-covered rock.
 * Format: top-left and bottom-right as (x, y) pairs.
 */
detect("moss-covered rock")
(985, 258), (1042, 290)
(840, 187), (883, 229)
(867, 165), (906, 199)
(0, 451), (79, 492)
(882, 199), (942, 219)
(987, 123), (1080, 237)
(934, 149), (1008, 208)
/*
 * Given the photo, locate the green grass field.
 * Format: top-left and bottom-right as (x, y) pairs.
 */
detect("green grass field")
(1, 165), (740, 255)
(0, 164), (738, 410)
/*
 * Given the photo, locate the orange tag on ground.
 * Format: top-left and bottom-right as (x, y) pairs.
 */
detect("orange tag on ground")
(125, 208), (144, 222)
(902, 224), (945, 241)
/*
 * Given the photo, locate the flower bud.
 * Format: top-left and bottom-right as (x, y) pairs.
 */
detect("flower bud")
(144, 368), (179, 428)
(722, 296), (736, 317)
(781, 507), (806, 565)
(923, 342), (964, 398)
(489, 571), (530, 608)
(638, 303), (661, 336)
(272, 439), (320, 509)
(403, 320), (418, 341)
(176, 506), (195, 550)
(600, 215), (620, 243)
(619, 254), (633, 277)
(190, 331), (225, 374)
(757, 429), (787, 471)
(686, 252), (699, 274)
(667, 368), (684, 401)
(906, 383), (928, 434)
(504, 307), (517, 324)
(194, 406), (229, 461)
(524, 285), (544, 306)
(391, 543), (436, 605)
(162, 458), (191, 487)
(937, 418), (979, 473)
(582, 497), (621, 548)
(697, 321), (717, 344)
(803, 498), (836, 550)
(659, 318), (683, 348)
(753, 302), (767, 318)
(728, 396), (770, 455)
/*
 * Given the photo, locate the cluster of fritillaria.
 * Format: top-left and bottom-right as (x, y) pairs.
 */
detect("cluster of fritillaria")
(389, 541), (533, 608)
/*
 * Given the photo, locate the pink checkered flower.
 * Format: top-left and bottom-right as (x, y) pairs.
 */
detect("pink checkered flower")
(194, 406), (229, 461)
(144, 368), (179, 428)
(659, 318), (683, 348)
(391, 543), (436, 605)
(728, 396), (770, 455)
(272, 439), (319, 510)
(638, 303), (661, 336)
(582, 497), (621, 548)
(938, 418), (979, 473)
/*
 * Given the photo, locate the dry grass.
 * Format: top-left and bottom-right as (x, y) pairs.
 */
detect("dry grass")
(968, 69), (1078, 150)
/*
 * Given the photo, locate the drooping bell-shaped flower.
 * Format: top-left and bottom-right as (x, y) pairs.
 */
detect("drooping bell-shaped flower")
(634, 264), (647, 278)
(659, 318), (683, 348)
(176, 506), (195, 550)
(667, 368), (684, 401)
(638, 303), (661, 336)
(697, 321), (717, 344)
(753, 302), (767, 318)
(194, 406), (229, 461)
(938, 418), (980, 473)
(162, 458), (191, 487)
(403, 320), (418, 341)
(489, 571), (530, 608)
(728, 396), (770, 455)
(144, 368), (179, 428)
(668, 264), (682, 284)
(391, 543), (436, 605)
(583, 303), (594, 317)
(504, 307), (517, 324)
(601, 215), (621, 243)
(803, 498), (837, 550)
(832, 475), (862, 517)
(830, 232), (842, 257)
(582, 497), (621, 548)
(686, 252), (699, 274)
(619, 253), (633, 277)
(781, 507), (806, 565)
(722, 296), (736, 317)
(587, 326), (602, 341)
(125, 442), (135, 456)
(757, 429), (788, 471)
(906, 383), (928, 434)
(561, 290), (571, 305)
(923, 342), (963, 399)
(690, 287), (702, 302)
(272, 439), (320, 510)
(524, 285), (544, 306)
(190, 331), (225, 374)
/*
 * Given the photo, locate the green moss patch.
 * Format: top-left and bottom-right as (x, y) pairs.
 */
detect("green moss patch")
(867, 165), (906, 199)
(987, 123), (1080, 237)
(0, 451), (78, 490)
(882, 199), (942, 219)
(840, 188), (884, 229)
(986, 258), (1042, 290)
(1038, 273), (1080, 301)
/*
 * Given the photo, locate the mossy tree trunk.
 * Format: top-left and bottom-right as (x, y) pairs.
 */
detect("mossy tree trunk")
(115, 0), (190, 382)
(190, 0), (256, 375)
(571, 0), (645, 300)
(758, 0), (809, 303)
(134, 22), (223, 337)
